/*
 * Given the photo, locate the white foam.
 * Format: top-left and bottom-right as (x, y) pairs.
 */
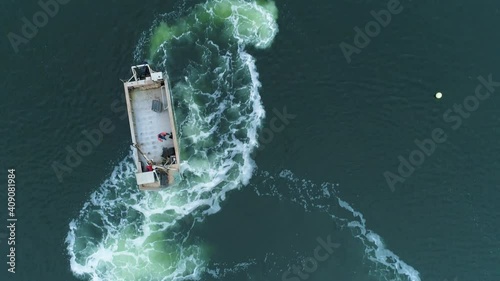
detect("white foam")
(67, 0), (280, 280)
(254, 169), (422, 281)
(206, 260), (257, 278)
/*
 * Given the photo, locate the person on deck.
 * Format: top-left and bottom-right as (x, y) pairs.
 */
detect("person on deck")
(157, 132), (173, 142)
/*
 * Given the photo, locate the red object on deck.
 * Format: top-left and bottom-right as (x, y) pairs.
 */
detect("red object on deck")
(158, 132), (168, 142)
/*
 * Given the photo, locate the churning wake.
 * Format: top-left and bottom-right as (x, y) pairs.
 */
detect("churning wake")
(250, 170), (421, 281)
(66, 0), (278, 280)
(66, 1), (421, 280)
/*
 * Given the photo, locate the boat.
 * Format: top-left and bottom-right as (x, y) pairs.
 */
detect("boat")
(122, 64), (181, 190)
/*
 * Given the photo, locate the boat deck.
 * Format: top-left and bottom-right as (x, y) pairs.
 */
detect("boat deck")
(130, 86), (173, 167)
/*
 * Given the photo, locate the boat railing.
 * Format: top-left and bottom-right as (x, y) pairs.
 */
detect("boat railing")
(160, 86), (169, 111)
(163, 73), (177, 130)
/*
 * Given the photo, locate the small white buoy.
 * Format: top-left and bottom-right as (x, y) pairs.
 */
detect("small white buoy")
(435, 92), (443, 99)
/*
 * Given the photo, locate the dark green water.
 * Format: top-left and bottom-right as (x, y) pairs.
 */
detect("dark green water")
(1, 0), (500, 281)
